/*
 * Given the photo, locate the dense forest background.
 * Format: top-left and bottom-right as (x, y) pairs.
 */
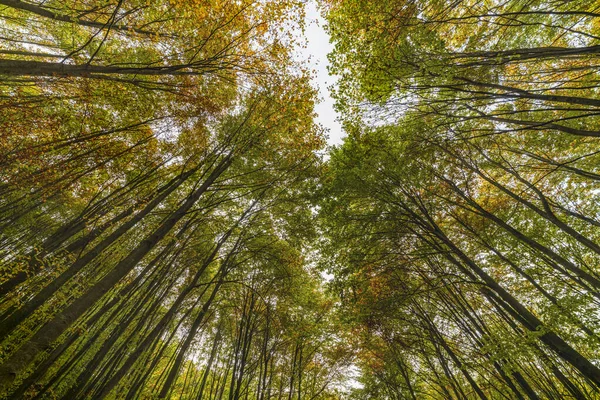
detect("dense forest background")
(0, 0), (599, 399)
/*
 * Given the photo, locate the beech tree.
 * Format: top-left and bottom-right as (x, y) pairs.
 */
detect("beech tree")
(321, 0), (600, 398)
(2, 0), (600, 399)
(0, 1), (354, 399)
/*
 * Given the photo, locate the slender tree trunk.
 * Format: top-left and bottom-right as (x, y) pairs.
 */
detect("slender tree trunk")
(0, 156), (232, 392)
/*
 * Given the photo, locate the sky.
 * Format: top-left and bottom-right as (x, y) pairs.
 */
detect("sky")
(296, 1), (345, 147)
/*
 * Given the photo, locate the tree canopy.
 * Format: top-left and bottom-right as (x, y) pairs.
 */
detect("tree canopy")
(1, 0), (599, 399)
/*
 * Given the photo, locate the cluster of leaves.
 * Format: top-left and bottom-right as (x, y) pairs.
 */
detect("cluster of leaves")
(321, 0), (600, 398)
(0, 1), (353, 399)
(3, 0), (600, 398)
